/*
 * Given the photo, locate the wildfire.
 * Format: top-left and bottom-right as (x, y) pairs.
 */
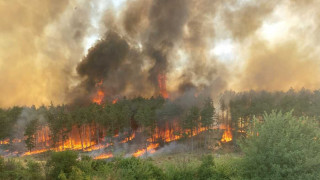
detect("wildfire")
(112, 98), (118, 104)
(92, 80), (105, 105)
(94, 153), (113, 160)
(0, 139), (9, 145)
(133, 143), (159, 157)
(92, 90), (105, 105)
(7, 117), (214, 158)
(157, 73), (169, 99)
(121, 132), (135, 143)
(221, 126), (232, 143)
(22, 149), (48, 156)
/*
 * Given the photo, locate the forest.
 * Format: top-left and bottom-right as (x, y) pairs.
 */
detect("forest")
(1, 89), (320, 179)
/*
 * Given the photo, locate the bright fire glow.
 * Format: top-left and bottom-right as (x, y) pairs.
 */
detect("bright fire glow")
(22, 149), (48, 156)
(0, 139), (10, 145)
(94, 153), (113, 160)
(112, 98), (118, 104)
(221, 126), (232, 143)
(133, 143), (159, 157)
(92, 90), (105, 105)
(92, 81), (105, 105)
(121, 132), (135, 143)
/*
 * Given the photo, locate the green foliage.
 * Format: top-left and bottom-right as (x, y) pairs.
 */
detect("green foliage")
(0, 107), (22, 140)
(200, 98), (215, 129)
(24, 118), (39, 151)
(164, 155), (229, 180)
(215, 155), (242, 179)
(165, 162), (197, 180)
(46, 150), (79, 179)
(227, 89), (320, 140)
(183, 106), (200, 136)
(0, 157), (44, 180)
(240, 111), (320, 180)
(110, 157), (165, 180)
(197, 155), (227, 180)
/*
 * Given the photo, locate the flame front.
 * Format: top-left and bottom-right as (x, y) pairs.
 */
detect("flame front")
(133, 143), (159, 157)
(92, 81), (105, 105)
(94, 153), (113, 160)
(92, 90), (105, 105)
(6, 117), (215, 157)
(221, 126), (232, 143)
(121, 132), (135, 143)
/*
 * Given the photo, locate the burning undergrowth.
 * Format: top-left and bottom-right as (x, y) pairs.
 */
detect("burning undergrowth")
(0, 95), (230, 159)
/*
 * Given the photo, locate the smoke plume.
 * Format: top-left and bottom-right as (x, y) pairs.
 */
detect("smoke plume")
(1, 0), (320, 107)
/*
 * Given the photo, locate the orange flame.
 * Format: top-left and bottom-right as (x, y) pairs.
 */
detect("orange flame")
(22, 149), (48, 156)
(112, 98), (118, 104)
(0, 139), (10, 145)
(221, 126), (232, 143)
(133, 143), (159, 157)
(121, 132), (135, 143)
(92, 90), (105, 105)
(92, 81), (105, 105)
(157, 73), (169, 99)
(94, 153), (113, 160)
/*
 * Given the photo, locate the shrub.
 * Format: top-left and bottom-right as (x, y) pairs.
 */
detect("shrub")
(26, 160), (45, 180)
(111, 157), (165, 180)
(240, 111), (320, 179)
(46, 150), (79, 179)
(0, 158), (27, 180)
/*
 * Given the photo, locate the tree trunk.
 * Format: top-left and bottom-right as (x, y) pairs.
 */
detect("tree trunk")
(79, 126), (84, 150)
(145, 142), (148, 158)
(96, 123), (100, 148)
(89, 124), (92, 147)
(191, 130), (194, 153)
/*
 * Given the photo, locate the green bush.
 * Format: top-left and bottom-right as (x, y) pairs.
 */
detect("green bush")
(0, 157), (44, 180)
(197, 155), (229, 180)
(26, 160), (45, 180)
(215, 155), (242, 179)
(240, 111), (320, 180)
(110, 157), (165, 180)
(165, 162), (197, 180)
(0, 158), (26, 180)
(46, 150), (79, 179)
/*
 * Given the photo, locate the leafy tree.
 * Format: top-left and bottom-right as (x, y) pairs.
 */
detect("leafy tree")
(183, 106), (200, 152)
(240, 111), (320, 179)
(26, 160), (45, 180)
(110, 157), (165, 180)
(24, 118), (39, 152)
(46, 150), (79, 179)
(197, 155), (228, 180)
(200, 98), (215, 129)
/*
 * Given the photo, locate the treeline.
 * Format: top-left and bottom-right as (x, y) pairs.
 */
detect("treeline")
(2, 111), (319, 179)
(0, 96), (216, 152)
(220, 89), (320, 140)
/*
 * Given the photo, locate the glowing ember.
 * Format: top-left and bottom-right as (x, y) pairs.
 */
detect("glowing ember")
(121, 132), (135, 143)
(22, 149), (49, 156)
(112, 98), (118, 104)
(0, 139), (9, 145)
(92, 80), (105, 105)
(92, 90), (105, 105)
(133, 143), (159, 157)
(157, 73), (169, 99)
(221, 126), (232, 143)
(94, 153), (113, 160)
